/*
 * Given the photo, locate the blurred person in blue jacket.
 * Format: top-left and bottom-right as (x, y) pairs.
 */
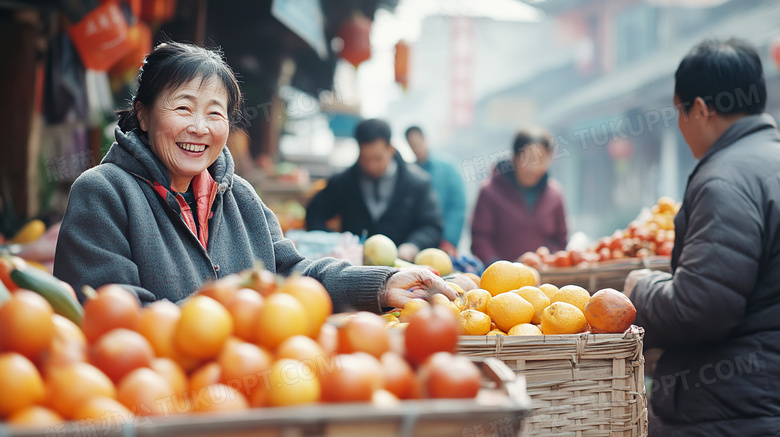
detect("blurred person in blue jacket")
(405, 126), (466, 252)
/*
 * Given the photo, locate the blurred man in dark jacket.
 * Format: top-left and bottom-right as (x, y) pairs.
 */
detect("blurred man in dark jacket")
(306, 119), (443, 261)
(625, 38), (780, 436)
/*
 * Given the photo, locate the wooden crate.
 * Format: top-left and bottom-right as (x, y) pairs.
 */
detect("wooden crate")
(4, 359), (531, 437)
(458, 327), (647, 437)
(539, 257), (671, 292)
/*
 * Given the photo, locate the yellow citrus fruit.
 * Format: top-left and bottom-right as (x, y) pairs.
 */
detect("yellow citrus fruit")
(174, 296), (234, 359)
(278, 276), (333, 337)
(458, 310), (491, 335)
(486, 292), (534, 332)
(487, 330), (505, 336)
(266, 359), (321, 407)
(381, 314), (399, 324)
(551, 285), (591, 314)
(507, 323), (543, 336)
(540, 302), (588, 335)
(464, 289), (491, 313)
(513, 286), (550, 325)
(538, 284), (560, 301)
(398, 299), (430, 323)
(480, 261), (535, 297)
(0, 353), (45, 417)
(431, 294), (460, 319)
(255, 294), (309, 351)
(445, 282), (465, 296)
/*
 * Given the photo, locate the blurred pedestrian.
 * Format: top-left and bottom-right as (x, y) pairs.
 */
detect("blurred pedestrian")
(471, 128), (567, 265)
(405, 126), (466, 252)
(306, 119), (443, 261)
(625, 38), (780, 436)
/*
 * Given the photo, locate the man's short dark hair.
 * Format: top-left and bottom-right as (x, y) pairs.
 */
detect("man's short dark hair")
(513, 128), (553, 156)
(675, 38), (766, 115)
(355, 119), (392, 145)
(405, 126), (423, 138)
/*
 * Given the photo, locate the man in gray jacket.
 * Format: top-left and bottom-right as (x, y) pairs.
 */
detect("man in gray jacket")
(625, 39), (780, 436)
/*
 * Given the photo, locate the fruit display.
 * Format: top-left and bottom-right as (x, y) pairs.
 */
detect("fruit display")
(0, 262), (484, 432)
(385, 261), (637, 337)
(519, 196), (680, 269)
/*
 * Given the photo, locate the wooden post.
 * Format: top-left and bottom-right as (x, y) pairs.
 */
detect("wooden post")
(0, 11), (41, 222)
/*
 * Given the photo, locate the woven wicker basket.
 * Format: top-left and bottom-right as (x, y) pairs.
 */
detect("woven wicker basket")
(539, 257), (671, 292)
(458, 327), (647, 437)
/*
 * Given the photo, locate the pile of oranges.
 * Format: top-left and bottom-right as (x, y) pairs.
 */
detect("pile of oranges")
(0, 265), (481, 431)
(390, 261), (637, 337)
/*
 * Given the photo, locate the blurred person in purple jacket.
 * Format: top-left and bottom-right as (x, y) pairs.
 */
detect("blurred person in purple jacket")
(470, 128), (567, 265)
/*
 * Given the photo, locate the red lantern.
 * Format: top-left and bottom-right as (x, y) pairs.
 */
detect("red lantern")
(338, 12), (372, 68)
(140, 0), (177, 23)
(110, 22), (152, 74)
(69, 1), (133, 71)
(395, 40), (409, 89)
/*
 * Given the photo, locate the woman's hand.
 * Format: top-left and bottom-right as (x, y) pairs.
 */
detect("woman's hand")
(380, 268), (458, 308)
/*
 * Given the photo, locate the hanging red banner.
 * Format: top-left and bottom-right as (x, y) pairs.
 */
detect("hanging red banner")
(69, 1), (133, 71)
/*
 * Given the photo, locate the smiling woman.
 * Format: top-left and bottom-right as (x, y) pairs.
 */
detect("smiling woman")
(53, 41), (456, 311)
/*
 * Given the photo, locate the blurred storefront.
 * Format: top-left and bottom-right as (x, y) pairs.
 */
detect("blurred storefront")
(0, 0), (398, 237)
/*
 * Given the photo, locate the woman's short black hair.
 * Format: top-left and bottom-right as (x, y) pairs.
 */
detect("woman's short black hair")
(675, 38), (766, 115)
(513, 127), (553, 156)
(355, 119), (392, 145)
(117, 41), (244, 132)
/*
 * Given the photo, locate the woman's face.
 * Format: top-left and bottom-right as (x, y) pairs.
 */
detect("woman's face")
(137, 76), (230, 192)
(513, 143), (551, 188)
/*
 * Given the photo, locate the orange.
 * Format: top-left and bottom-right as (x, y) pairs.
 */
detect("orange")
(255, 293), (309, 351)
(81, 284), (140, 344)
(266, 359), (321, 407)
(276, 335), (327, 373)
(584, 288), (637, 334)
(480, 261), (535, 296)
(189, 362), (222, 392)
(137, 300), (180, 358)
(458, 310), (491, 335)
(191, 384), (248, 413)
(37, 314), (88, 376)
(398, 299), (430, 323)
(224, 288), (264, 343)
(218, 339), (273, 398)
(0, 353), (45, 417)
(0, 290), (55, 359)
(46, 362), (116, 419)
(71, 396), (132, 424)
(538, 283), (560, 300)
(486, 330), (505, 336)
(463, 289), (491, 313)
(507, 323), (543, 336)
(150, 358), (188, 398)
(195, 276), (242, 307)
(513, 286), (550, 325)
(6, 405), (63, 427)
(432, 293), (460, 319)
(486, 292), (535, 332)
(117, 368), (175, 416)
(551, 285), (591, 314)
(278, 276), (333, 337)
(136, 301), (201, 373)
(540, 302), (588, 335)
(174, 296), (234, 359)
